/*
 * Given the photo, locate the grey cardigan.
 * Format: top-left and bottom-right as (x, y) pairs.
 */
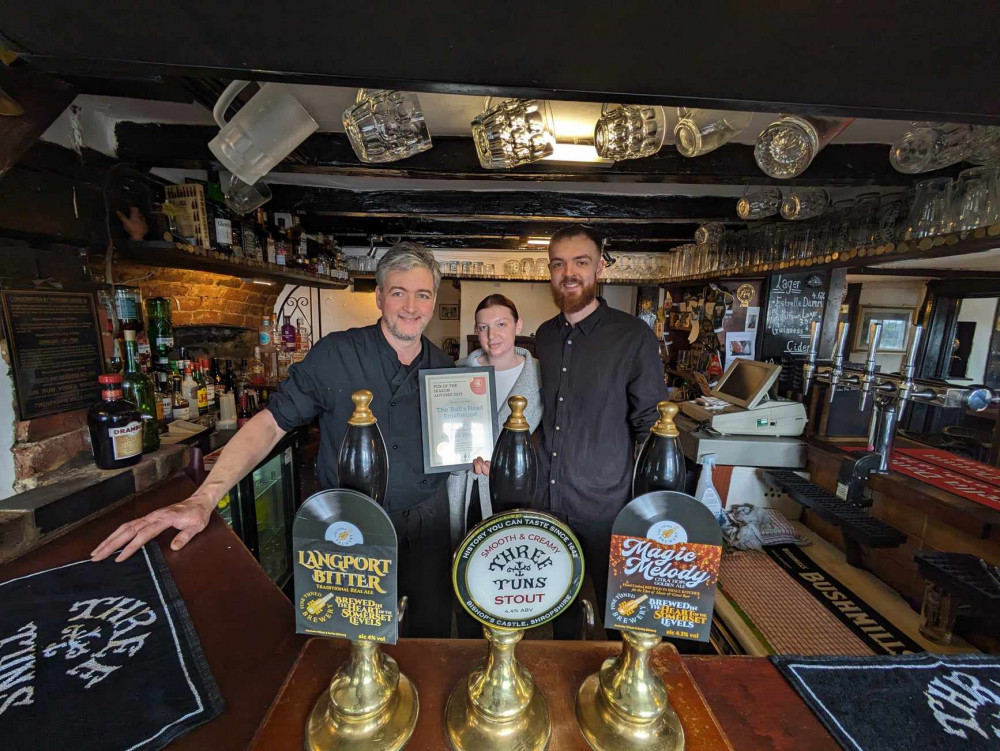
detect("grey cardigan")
(447, 347), (543, 545)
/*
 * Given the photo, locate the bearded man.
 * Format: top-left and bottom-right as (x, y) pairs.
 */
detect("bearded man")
(536, 224), (667, 637)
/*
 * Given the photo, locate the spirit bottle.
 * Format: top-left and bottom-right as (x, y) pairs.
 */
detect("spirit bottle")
(249, 345), (266, 387)
(489, 395), (537, 513)
(182, 364), (199, 414)
(172, 373), (190, 421)
(121, 329), (160, 453)
(88, 373), (143, 469)
(338, 390), (388, 505)
(632, 401), (686, 497)
(238, 392), (253, 427)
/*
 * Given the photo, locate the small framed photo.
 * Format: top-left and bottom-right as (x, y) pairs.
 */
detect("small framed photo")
(418, 366), (499, 473)
(439, 304), (459, 320)
(854, 306), (915, 352)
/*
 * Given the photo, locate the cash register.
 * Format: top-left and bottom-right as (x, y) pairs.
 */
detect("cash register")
(680, 359), (807, 437)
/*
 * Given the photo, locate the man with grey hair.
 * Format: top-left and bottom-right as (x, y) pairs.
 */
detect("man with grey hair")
(92, 242), (456, 636)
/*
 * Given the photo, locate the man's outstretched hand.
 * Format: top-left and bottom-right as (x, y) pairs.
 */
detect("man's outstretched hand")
(90, 497), (214, 563)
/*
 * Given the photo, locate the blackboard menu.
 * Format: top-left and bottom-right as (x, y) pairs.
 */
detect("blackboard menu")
(759, 271), (828, 363)
(1, 291), (104, 420)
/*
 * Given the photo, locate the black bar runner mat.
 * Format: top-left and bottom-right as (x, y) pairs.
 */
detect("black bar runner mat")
(765, 544), (923, 655)
(772, 653), (1000, 750)
(0, 544), (223, 750)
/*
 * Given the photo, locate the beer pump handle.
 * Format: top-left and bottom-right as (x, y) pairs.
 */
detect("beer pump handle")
(802, 320), (822, 395)
(828, 321), (850, 403)
(902, 325), (923, 380)
(859, 322), (882, 412)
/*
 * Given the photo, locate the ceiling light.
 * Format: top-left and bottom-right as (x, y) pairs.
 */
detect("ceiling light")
(542, 142), (612, 163)
(525, 237), (550, 246)
(251, 279), (274, 286)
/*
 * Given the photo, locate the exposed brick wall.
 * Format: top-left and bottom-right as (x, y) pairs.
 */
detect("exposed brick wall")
(108, 260), (280, 329)
(12, 408), (91, 492)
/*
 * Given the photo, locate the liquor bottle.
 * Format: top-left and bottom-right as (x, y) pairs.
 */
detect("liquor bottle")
(202, 358), (215, 407)
(488, 395), (537, 512)
(632, 401), (686, 498)
(249, 345), (266, 387)
(171, 373), (190, 421)
(211, 357), (225, 399)
(222, 359), (235, 394)
(121, 329), (160, 453)
(237, 392), (253, 428)
(88, 373), (143, 470)
(281, 315), (296, 351)
(259, 316), (274, 350)
(338, 389), (388, 505)
(294, 317), (304, 351)
(193, 362), (208, 415)
(182, 364), (199, 414)
(159, 379), (174, 425)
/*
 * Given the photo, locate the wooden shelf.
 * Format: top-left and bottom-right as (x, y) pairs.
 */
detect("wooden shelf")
(122, 241), (349, 290)
(347, 226), (1000, 289)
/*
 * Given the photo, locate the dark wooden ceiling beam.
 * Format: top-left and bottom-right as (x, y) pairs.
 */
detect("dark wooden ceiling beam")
(7, 3), (1000, 123)
(269, 185), (736, 224)
(0, 61), (76, 175)
(115, 123), (932, 187)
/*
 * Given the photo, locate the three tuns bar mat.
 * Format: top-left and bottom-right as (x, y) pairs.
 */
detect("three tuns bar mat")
(772, 653), (1000, 751)
(0, 544), (223, 751)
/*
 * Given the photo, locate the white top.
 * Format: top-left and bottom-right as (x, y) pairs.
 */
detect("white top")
(491, 360), (524, 407)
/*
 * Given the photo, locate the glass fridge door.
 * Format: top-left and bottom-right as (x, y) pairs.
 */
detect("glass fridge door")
(251, 452), (292, 586)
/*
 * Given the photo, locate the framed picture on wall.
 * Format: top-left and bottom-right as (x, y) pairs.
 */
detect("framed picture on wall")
(439, 304), (459, 320)
(853, 306), (915, 352)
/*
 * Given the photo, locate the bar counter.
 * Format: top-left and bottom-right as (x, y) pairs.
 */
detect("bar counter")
(0, 472), (839, 750)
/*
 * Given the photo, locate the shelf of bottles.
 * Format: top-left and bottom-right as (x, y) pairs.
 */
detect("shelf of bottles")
(124, 241), (350, 290)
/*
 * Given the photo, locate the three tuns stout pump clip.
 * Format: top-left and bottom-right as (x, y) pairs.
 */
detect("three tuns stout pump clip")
(293, 391), (723, 750)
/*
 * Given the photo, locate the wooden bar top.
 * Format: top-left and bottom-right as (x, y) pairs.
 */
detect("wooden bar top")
(0, 472), (305, 751)
(249, 639), (837, 751)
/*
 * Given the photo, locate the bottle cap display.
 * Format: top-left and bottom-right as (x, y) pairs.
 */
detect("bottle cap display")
(347, 389), (377, 426)
(650, 401), (680, 438)
(502, 394), (530, 432)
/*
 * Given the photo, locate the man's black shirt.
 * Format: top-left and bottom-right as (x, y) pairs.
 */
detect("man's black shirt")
(535, 298), (667, 522)
(267, 321), (453, 512)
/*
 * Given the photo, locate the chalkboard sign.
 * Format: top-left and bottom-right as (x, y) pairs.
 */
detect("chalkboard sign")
(0, 290), (104, 420)
(759, 271), (828, 363)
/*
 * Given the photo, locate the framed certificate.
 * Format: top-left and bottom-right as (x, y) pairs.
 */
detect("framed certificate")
(418, 366), (498, 473)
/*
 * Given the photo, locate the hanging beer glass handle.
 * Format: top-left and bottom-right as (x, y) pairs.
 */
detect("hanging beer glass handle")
(213, 80), (251, 128)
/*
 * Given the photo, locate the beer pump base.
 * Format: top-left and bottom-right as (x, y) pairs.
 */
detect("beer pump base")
(304, 647), (418, 751)
(444, 668), (550, 751)
(575, 631), (684, 751)
(576, 674), (683, 751)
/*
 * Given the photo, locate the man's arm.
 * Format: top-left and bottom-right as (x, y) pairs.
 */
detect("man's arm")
(91, 409), (286, 562)
(626, 328), (668, 443)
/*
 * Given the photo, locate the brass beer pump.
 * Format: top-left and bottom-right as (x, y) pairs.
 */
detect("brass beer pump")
(304, 390), (418, 751)
(447, 395), (583, 751)
(576, 630), (684, 751)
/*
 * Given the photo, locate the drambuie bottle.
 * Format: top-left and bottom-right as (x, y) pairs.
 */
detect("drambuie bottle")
(632, 401), (686, 497)
(337, 389), (388, 505)
(489, 394), (537, 512)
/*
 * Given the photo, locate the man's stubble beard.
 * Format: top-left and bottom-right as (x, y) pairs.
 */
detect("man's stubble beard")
(384, 316), (422, 342)
(551, 276), (598, 314)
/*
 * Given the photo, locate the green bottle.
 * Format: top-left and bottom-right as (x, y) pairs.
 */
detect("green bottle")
(122, 329), (160, 453)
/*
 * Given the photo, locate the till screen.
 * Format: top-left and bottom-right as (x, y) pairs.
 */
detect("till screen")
(716, 362), (770, 402)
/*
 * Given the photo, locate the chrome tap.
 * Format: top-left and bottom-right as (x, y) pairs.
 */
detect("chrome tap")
(826, 322), (850, 403)
(858, 322), (882, 412)
(801, 320), (822, 396)
(895, 325), (924, 421)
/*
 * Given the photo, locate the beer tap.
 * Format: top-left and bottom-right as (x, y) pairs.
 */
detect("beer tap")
(801, 320), (822, 396)
(895, 325), (923, 421)
(858, 322), (882, 412)
(826, 321), (851, 402)
(802, 321), (998, 495)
